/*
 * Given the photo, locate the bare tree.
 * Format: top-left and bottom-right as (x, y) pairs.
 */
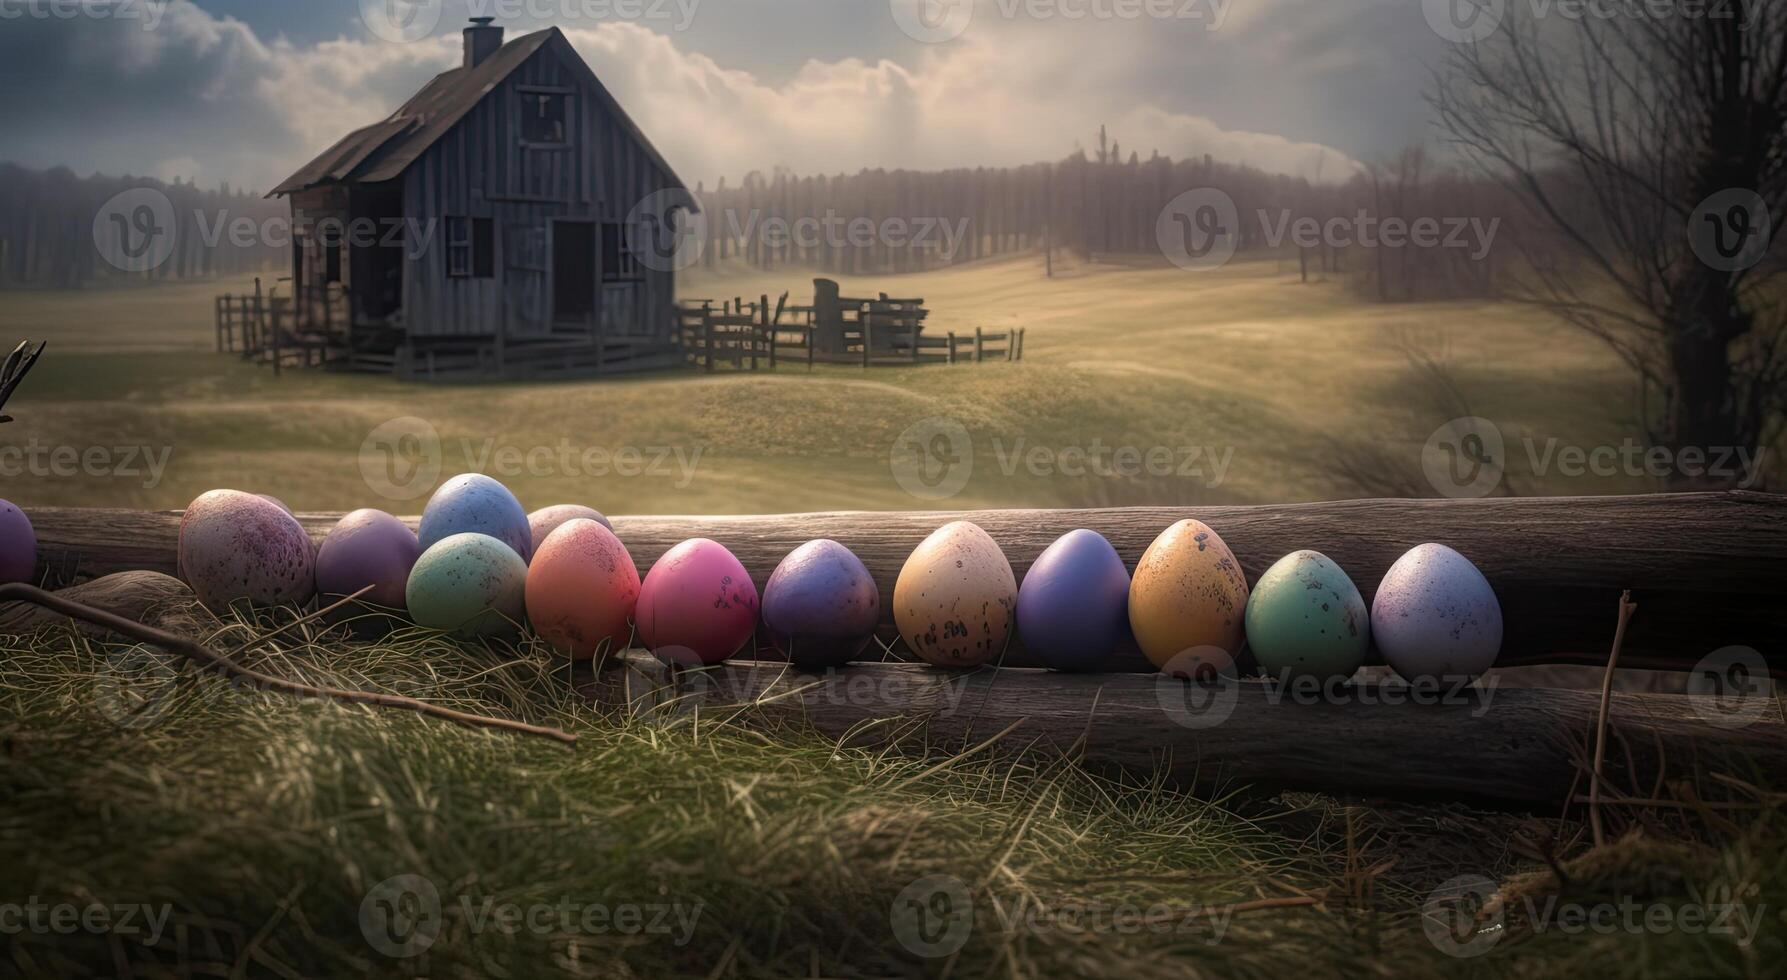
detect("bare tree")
(1433, 2), (1785, 486)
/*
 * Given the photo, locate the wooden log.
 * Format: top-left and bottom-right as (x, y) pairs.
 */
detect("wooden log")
(587, 658), (1787, 806)
(21, 493), (1787, 674)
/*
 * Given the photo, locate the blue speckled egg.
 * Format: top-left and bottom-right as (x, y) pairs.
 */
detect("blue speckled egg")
(418, 474), (532, 562)
(1370, 543), (1503, 682)
(762, 539), (880, 668)
(406, 532), (528, 638)
(1017, 529), (1131, 671)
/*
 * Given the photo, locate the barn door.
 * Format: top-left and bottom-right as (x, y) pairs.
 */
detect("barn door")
(504, 224), (548, 336)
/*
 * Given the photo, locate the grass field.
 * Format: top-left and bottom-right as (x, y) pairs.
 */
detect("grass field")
(3, 257), (1782, 976)
(6, 250), (1764, 514)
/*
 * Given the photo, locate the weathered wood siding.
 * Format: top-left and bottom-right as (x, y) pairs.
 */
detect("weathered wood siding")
(400, 43), (681, 340)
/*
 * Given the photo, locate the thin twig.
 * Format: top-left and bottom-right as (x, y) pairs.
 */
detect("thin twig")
(0, 582), (576, 746)
(1590, 590), (1639, 846)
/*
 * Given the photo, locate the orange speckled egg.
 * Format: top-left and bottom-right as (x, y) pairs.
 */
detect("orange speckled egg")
(526, 519), (640, 664)
(1128, 519), (1250, 675)
(893, 521), (1017, 668)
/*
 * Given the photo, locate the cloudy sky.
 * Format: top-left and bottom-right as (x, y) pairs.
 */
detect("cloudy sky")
(0, 0), (1459, 193)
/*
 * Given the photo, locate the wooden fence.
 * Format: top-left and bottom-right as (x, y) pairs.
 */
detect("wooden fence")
(677, 289), (1024, 372)
(214, 279), (350, 374)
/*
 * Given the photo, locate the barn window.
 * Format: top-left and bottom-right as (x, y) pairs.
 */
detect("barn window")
(602, 221), (641, 281)
(447, 217), (495, 279)
(521, 92), (568, 144)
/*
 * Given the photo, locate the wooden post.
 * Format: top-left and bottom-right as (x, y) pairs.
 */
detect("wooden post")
(258, 278), (279, 377)
(910, 317), (920, 363)
(947, 332), (957, 364)
(763, 295), (776, 371)
(214, 296), (224, 352)
(975, 327), (984, 363)
(861, 313), (873, 369)
(1006, 329), (1015, 362)
(1016, 328), (1025, 361)
(703, 313), (714, 373)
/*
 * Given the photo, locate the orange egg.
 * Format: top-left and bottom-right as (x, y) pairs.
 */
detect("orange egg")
(893, 521), (1017, 668)
(1127, 519), (1249, 675)
(525, 519), (641, 665)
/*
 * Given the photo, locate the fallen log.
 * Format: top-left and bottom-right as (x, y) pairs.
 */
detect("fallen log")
(21, 492), (1787, 674)
(587, 658), (1787, 806)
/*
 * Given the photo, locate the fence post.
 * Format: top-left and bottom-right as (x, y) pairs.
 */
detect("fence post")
(947, 332), (957, 364)
(763, 295), (776, 371)
(975, 327), (984, 364)
(1006, 329), (1015, 362)
(862, 315), (873, 369)
(1016, 328), (1025, 361)
(703, 313), (715, 373)
(910, 318), (920, 363)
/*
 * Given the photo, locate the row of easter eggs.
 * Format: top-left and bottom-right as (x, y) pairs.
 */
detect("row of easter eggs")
(2, 478), (1505, 681)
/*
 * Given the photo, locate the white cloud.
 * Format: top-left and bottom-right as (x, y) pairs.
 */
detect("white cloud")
(0, 3), (1362, 192)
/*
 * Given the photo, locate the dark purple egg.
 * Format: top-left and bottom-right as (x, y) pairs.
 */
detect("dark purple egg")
(315, 509), (422, 630)
(762, 539), (881, 668)
(1017, 528), (1131, 671)
(0, 498), (36, 585)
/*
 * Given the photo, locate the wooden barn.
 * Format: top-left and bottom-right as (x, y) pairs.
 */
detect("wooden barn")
(266, 18), (694, 380)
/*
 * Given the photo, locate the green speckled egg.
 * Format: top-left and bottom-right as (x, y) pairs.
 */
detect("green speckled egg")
(1244, 550), (1368, 681)
(405, 533), (528, 638)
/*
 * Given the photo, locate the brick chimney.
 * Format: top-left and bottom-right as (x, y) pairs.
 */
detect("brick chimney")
(464, 17), (503, 69)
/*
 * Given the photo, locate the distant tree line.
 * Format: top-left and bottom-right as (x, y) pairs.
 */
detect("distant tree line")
(0, 164), (285, 288)
(691, 129), (1530, 302)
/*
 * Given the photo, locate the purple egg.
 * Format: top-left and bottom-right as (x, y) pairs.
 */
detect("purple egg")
(0, 499), (37, 585)
(1017, 528), (1131, 671)
(762, 539), (880, 668)
(528, 504), (611, 555)
(419, 473), (532, 562)
(316, 509), (423, 629)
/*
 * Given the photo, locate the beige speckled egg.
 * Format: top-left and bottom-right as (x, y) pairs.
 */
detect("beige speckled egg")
(894, 521), (1017, 668)
(178, 489), (316, 612)
(1128, 519), (1249, 675)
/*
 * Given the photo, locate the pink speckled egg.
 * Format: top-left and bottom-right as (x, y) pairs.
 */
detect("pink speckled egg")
(636, 538), (759, 666)
(526, 519), (640, 665)
(528, 504), (612, 555)
(178, 489), (316, 611)
(0, 498), (36, 585)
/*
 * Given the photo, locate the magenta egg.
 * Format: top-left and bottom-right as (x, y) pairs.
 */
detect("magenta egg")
(636, 538), (759, 666)
(528, 504), (611, 555)
(178, 489), (316, 611)
(0, 499), (36, 585)
(315, 509), (422, 630)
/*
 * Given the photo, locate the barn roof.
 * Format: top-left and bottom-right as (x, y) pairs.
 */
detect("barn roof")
(268, 28), (688, 200)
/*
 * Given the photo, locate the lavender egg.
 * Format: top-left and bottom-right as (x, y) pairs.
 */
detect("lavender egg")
(762, 539), (881, 668)
(419, 473), (532, 562)
(178, 489), (316, 611)
(1370, 543), (1503, 682)
(0, 498), (36, 585)
(406, 532), (528, 638)
(528, 504), (611, 555)
(1017, 529), (1131, 671)
(315, 509), (422, 629)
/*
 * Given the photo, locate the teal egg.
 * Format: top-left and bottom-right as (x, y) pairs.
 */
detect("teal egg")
(405, 532), (528, 638)
(1244, 550), (1368, 681)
